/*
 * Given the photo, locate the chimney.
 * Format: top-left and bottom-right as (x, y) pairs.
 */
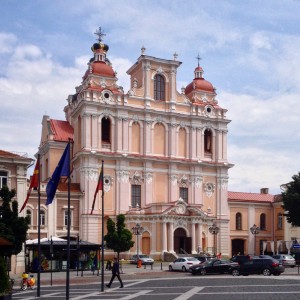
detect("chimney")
(260, 188), (269, 194)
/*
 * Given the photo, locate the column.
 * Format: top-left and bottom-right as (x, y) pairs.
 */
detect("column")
(191, 222), (196, 254)
(162, 221), (167, 252)
(169, 222), (174, 253)
(197, 223), (203, 253)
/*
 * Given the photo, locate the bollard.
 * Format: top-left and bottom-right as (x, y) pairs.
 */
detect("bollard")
(161, 262), (162, 270)
(151, 263), (153, 270)
(144, 264), (146, 269)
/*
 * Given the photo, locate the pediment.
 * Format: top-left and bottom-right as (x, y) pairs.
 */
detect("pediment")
(162, 198), (207, 218)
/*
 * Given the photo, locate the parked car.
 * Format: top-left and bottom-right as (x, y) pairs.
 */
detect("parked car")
(194, 256), (215, 263)
(169, 257), (200, 272)
(231, 257), (285, 276)
(129, 254), (154, 265)
(190, 259), (238, 275)
(273, 254), (296, 268)
(230, 255), (252, 264)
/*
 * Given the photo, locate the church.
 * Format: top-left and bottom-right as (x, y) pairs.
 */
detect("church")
(2, 29), (295, 274)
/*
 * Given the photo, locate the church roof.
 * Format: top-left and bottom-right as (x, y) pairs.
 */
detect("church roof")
(228, 191), (274, 203)
(50, 119), (74, 142)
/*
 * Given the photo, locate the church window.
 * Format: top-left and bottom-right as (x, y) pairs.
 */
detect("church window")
(131, 185), (141, 208)
(154, 74), (165, 101)
(101, 118), (111, 143)
(179, 187), (188, 203)
(236, 212), (242, 230)
(204, 129), (212, 153)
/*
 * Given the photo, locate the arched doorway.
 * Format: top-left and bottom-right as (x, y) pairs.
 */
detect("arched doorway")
(232, 239), (245, 256)
(174, 228), (191, 254)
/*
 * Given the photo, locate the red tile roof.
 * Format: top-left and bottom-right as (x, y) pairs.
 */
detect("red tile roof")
(228, 191), (274, 203)
(50, 120), (74, 142)
(0, 150), (29, 159)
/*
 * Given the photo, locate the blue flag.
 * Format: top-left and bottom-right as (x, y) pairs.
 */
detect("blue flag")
(46, 143), (70, 205)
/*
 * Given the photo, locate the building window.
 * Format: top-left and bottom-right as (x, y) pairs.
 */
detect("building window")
(154, 74), (165, 101)
(40, 210), (46, 226)
(131, 185), (141, 208)
(101, 117), (111, 144)
(26, 209), (32, 226)
(179, 187), (188, 203)
(236, 212), (242, 230)
(0, 171), (8, 188)
(64, 210), (73, 227)
(260, 213), (266, 230)
(204, 129), (212, 153)
(277, 213), (283, 230)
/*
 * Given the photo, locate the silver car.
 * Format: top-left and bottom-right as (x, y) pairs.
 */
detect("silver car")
(169, 257), (200, 272)
(273, 254), (296, 268)
(129, 254), (154, 265)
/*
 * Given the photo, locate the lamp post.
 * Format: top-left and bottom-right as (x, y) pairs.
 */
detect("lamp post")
(250, 224), (260, 256)
(131, 223), (144, 268)
(209, 223), (219, 256)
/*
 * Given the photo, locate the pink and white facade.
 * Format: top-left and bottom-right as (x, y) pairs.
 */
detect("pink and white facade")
(49, 31), (232, 259)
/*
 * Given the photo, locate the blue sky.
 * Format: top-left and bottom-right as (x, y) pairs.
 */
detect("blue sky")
(1, 0), (300, 194)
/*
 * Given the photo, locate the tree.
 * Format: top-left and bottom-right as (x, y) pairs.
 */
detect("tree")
(281, 172), (300, 227)
(0, 186), (29, 255)
(104, 214), (134, 260)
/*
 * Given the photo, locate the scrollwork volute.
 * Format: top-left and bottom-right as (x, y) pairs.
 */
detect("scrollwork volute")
(116, 170), (129, 183)
(178, 175), (190, 187)
(129, 171), (144, 185)
(204, 182), (215, 198)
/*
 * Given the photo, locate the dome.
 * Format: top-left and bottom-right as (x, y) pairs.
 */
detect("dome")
(91, 61), (115, 77)
(185, 78), (214, 95)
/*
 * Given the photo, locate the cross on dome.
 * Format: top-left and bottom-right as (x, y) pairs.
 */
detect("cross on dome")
(196, 53), (201, 67)
(94, 27), (106, 42)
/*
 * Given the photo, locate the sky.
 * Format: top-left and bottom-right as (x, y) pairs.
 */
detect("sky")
(1, 0), (300, 195)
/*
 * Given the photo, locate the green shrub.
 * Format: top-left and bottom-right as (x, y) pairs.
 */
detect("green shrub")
(0, 256), (10, 295)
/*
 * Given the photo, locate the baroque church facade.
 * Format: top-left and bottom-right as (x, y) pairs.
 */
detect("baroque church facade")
(3, 30), (296, 275)
(38, 30), (232, 259)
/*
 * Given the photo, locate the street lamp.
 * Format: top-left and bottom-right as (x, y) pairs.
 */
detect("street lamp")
(209, 223), (219, 256)
(250, 224), (260, 256)
(131, 223), (144, 267)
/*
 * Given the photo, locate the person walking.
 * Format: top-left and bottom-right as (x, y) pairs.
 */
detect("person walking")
(106, 257), (124, 288)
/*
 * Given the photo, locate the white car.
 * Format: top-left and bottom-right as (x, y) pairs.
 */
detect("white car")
(129, 254), (154, 265)
(169, 257), (200, 272)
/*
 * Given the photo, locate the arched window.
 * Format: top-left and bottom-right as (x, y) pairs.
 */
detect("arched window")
(260, 213), (266, 230)
(277, 213), (283, 230)
(101, 117), (111, 143)
(40, 210), (46, 226)
(26, 209), (32, 226)
(154, 74), (165, 101)
(204, 129), (212, 153)
(236, 212), (242, 230)
(131, 185), (141, 208)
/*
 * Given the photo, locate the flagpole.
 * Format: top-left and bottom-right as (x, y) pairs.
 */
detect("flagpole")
(66, 140), (71, 300)
(101, 160), (104, 292)
(37, 154), (41, 298)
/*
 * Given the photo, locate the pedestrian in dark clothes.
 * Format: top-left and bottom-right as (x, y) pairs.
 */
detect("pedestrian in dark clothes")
(106, 257), (124, 288)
